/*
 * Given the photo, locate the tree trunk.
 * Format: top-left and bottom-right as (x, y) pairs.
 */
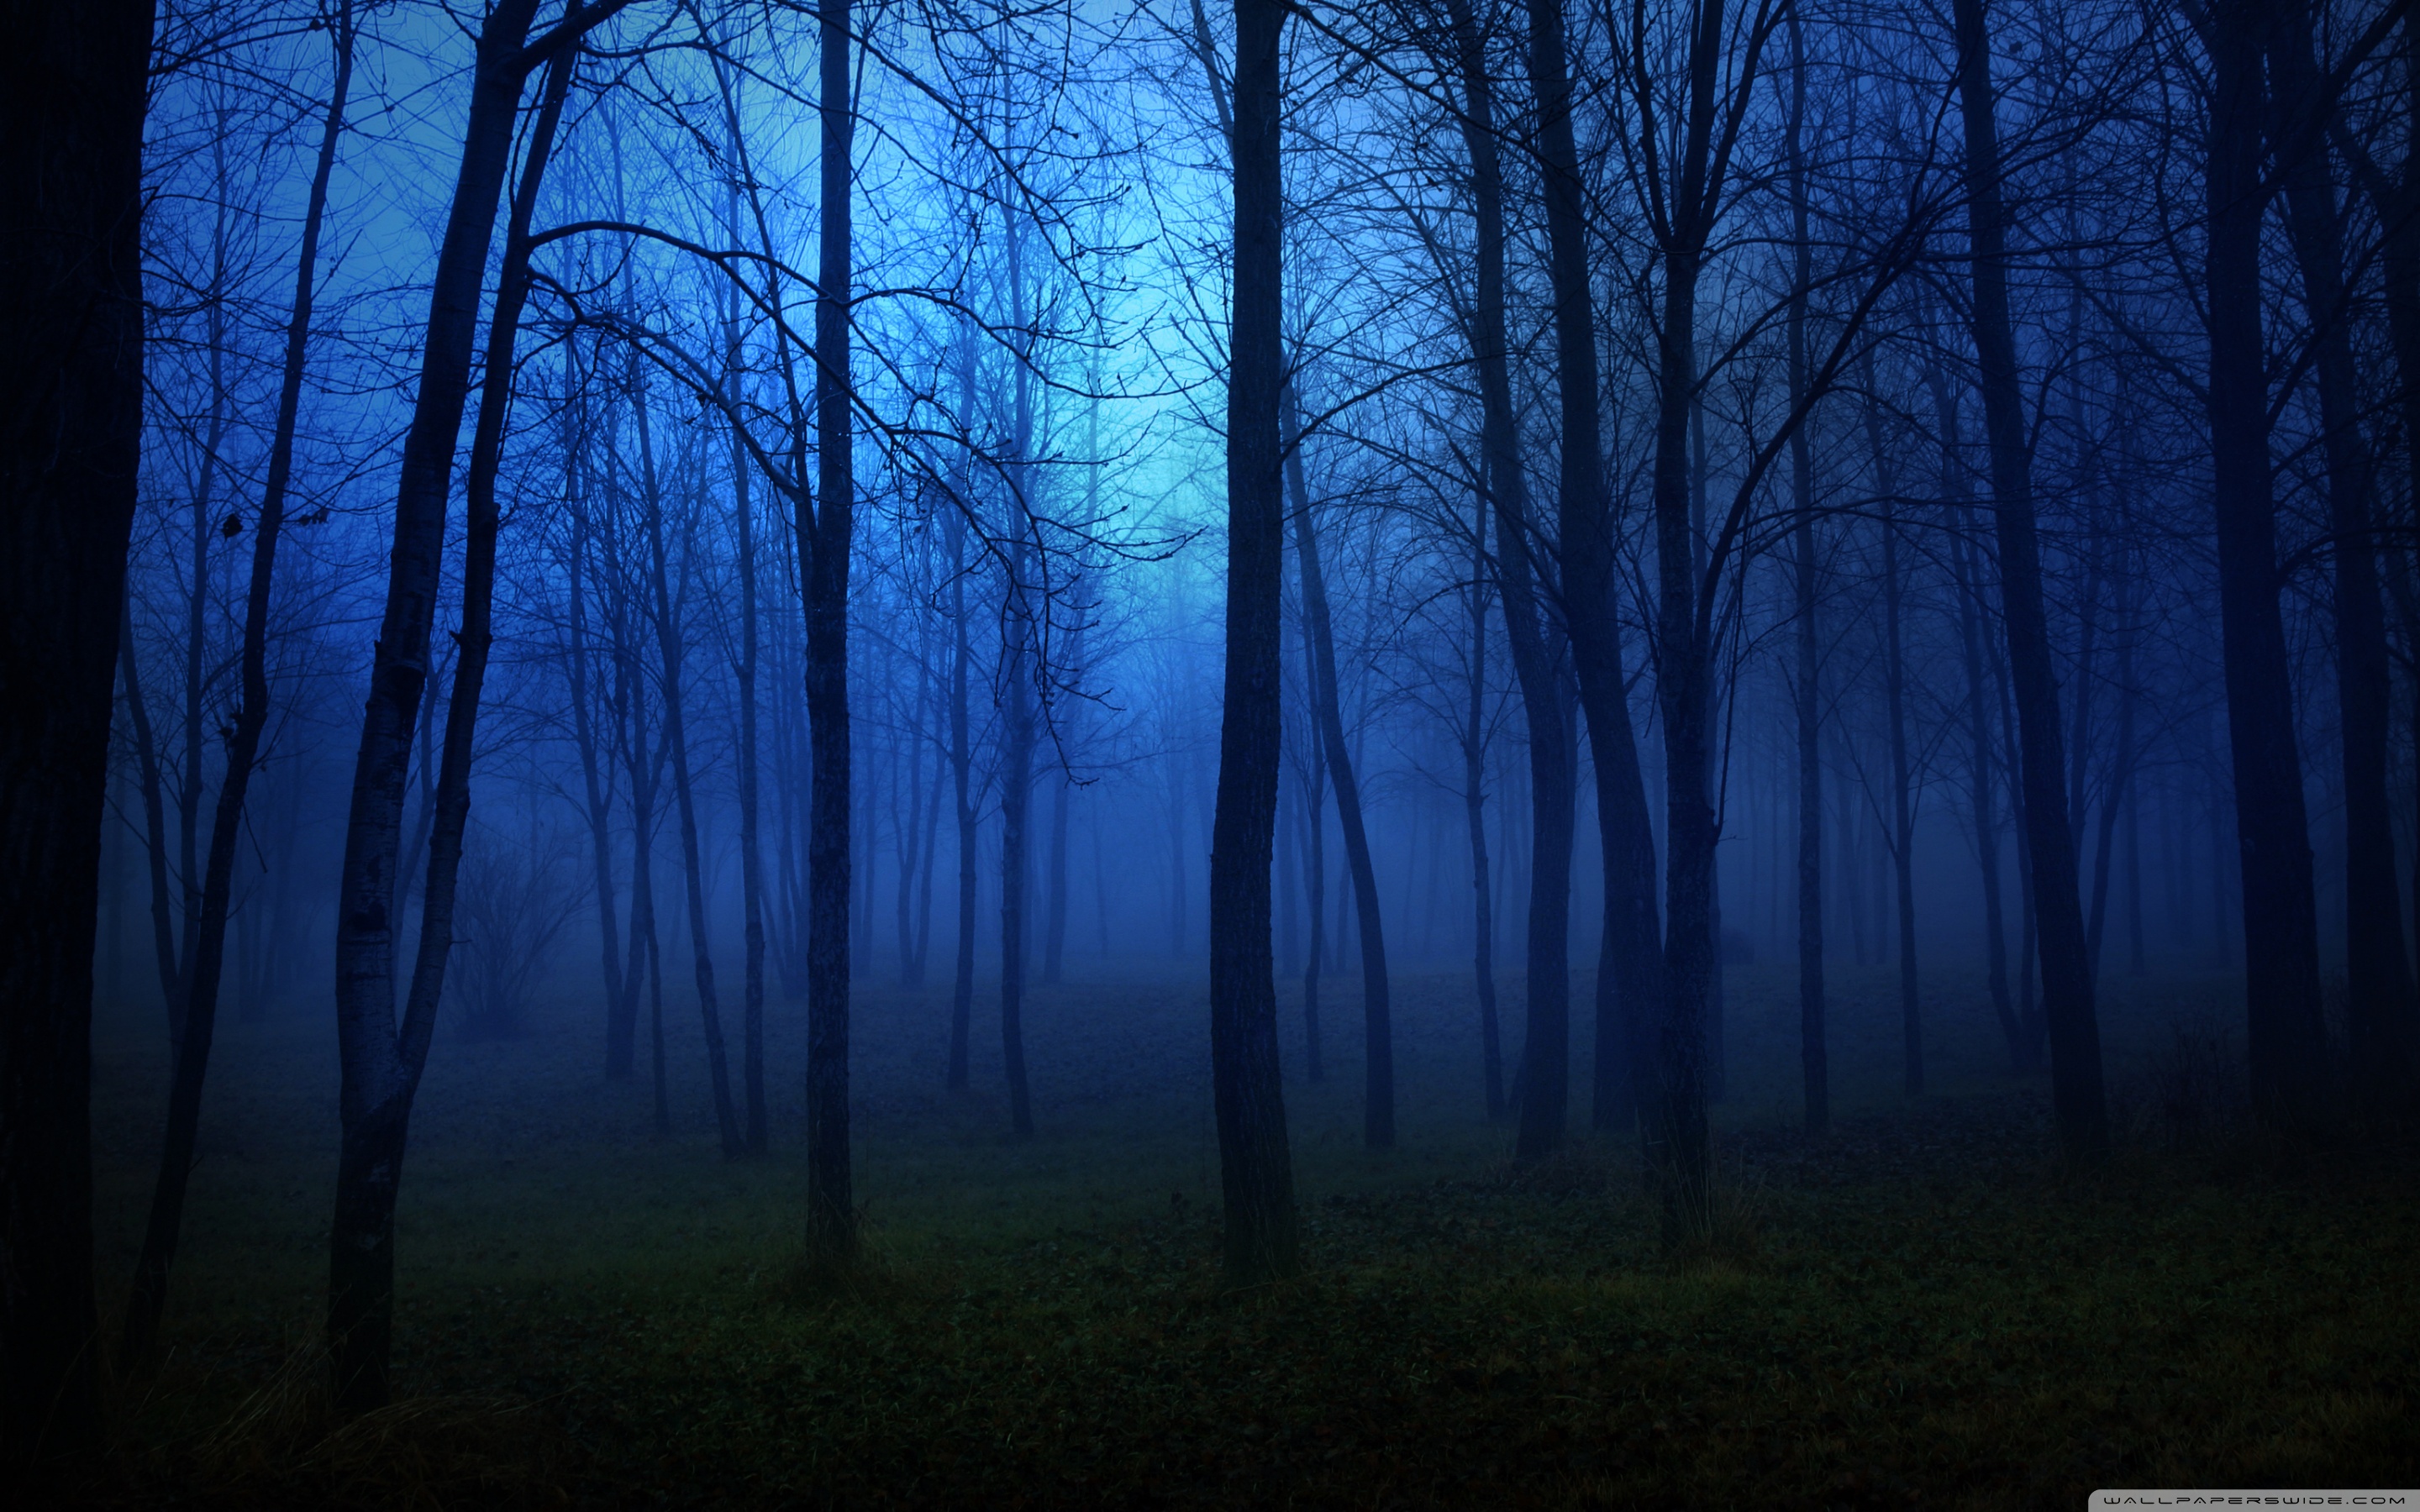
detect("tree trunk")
(728, 250), (769, 1155)
(1787, 11), (1827, 1134)
(1882, 496), (1921, 1099)
(327, 8), (574, 1411)
(1283, 388), (1392, 1148)
(1523, 0), (1660, 1157)
(565, 365), (632, 1079)
(1299, 673), (1327, 1084)
(118, 4), (354, 1373)
(0, 0), (153, 1453)
(997, 216), (1037, 1142)
(1044, 764), (1071, 985)
(946, 501), (977, 1092)
(1440, 0), (1577, 1151)
(1209, 0), (1299, 1286)
(803, 0), (857, 1264)
(1949, 0), (2107, 1161)
(1466, 487), (1505, 1122)
(2273, 0), (2412, 1114)
(2204, 0), (2330, 1133)
(634, 370), (744, 1159)
(119, 603), (184, 1031)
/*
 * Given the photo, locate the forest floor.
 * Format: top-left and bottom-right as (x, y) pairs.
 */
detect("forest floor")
(68, 957), (2420, 1508)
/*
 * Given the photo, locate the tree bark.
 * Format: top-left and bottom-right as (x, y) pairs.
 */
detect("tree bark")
(2272, 0), (2412, 1114)
(803, 0), (857, 1264)
(1949, 0), (2107, 1162)
(0, 0), (154, 1455)
(634, 371), (744, 1159)
(120, 2), (355, 1373)
(1210, 0), (1299, 1286)
(1523, 0), (1660, 1157)
(1439, 0), (1576, 1147)
(1786, 11), (1827, 1134)
(1283, 387), (1392, 1148)
(329, 21), (576, 1410)
(946, 499), (977, 1092)
(1465, 486), (1505, 1122)
(2203, 0), (2330, 1133)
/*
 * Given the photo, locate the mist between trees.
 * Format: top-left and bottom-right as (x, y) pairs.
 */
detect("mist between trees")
(4, 0), (2417, 1468)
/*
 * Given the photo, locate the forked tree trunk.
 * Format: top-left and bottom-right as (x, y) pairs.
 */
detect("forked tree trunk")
(328, 18), (578, 1410)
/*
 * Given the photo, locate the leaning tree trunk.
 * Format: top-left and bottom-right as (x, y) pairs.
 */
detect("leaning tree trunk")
(1949, 0), (2108, 1163)
(2203, 0), (2330, 1133)
(119, 2), (355, 1374)
(803, 0), (857, 1265)
(1208, 0), (1300, 1287)
(0, 0), (154, 1454)
(1283, 388), (1392, 1149)
(329, 21), (576, 1410)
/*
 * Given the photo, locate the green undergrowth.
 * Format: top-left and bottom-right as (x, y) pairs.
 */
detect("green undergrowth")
(70, 969), (2420, 1507)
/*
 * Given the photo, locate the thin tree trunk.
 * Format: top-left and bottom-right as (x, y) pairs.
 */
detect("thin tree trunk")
(1300, 673), (1327, 1084)
(1467, 486), (1504, 1122)
(1209, 0), (1299, 1285)
(1283, 389), (1392, 1148)
(1787, 12), (1826, 1133)
(1524, 0), (1660, 1158)
(946, 502), (977, 1092)
(328, 23), (577, 1410)
(565, 362), (632, 1079)
(118, 4), (354, 1373)
(727, 244), (769, 1155)
(1044, 763), (1071, 985)
(634, 371), (743, 1159)
(119, 605), (184, 1030)
(998, 213), (1037, 1142)
(1442, 0), (1579, 1147)
(1949, 0), (2107, 1161)
(2274, 0), (2413, 1112)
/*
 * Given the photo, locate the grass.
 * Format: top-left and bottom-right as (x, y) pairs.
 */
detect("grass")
(70, 957), (2420, 1507)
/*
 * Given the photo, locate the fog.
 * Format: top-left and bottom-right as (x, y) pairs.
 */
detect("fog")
(7, 0), (2416, 1498)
